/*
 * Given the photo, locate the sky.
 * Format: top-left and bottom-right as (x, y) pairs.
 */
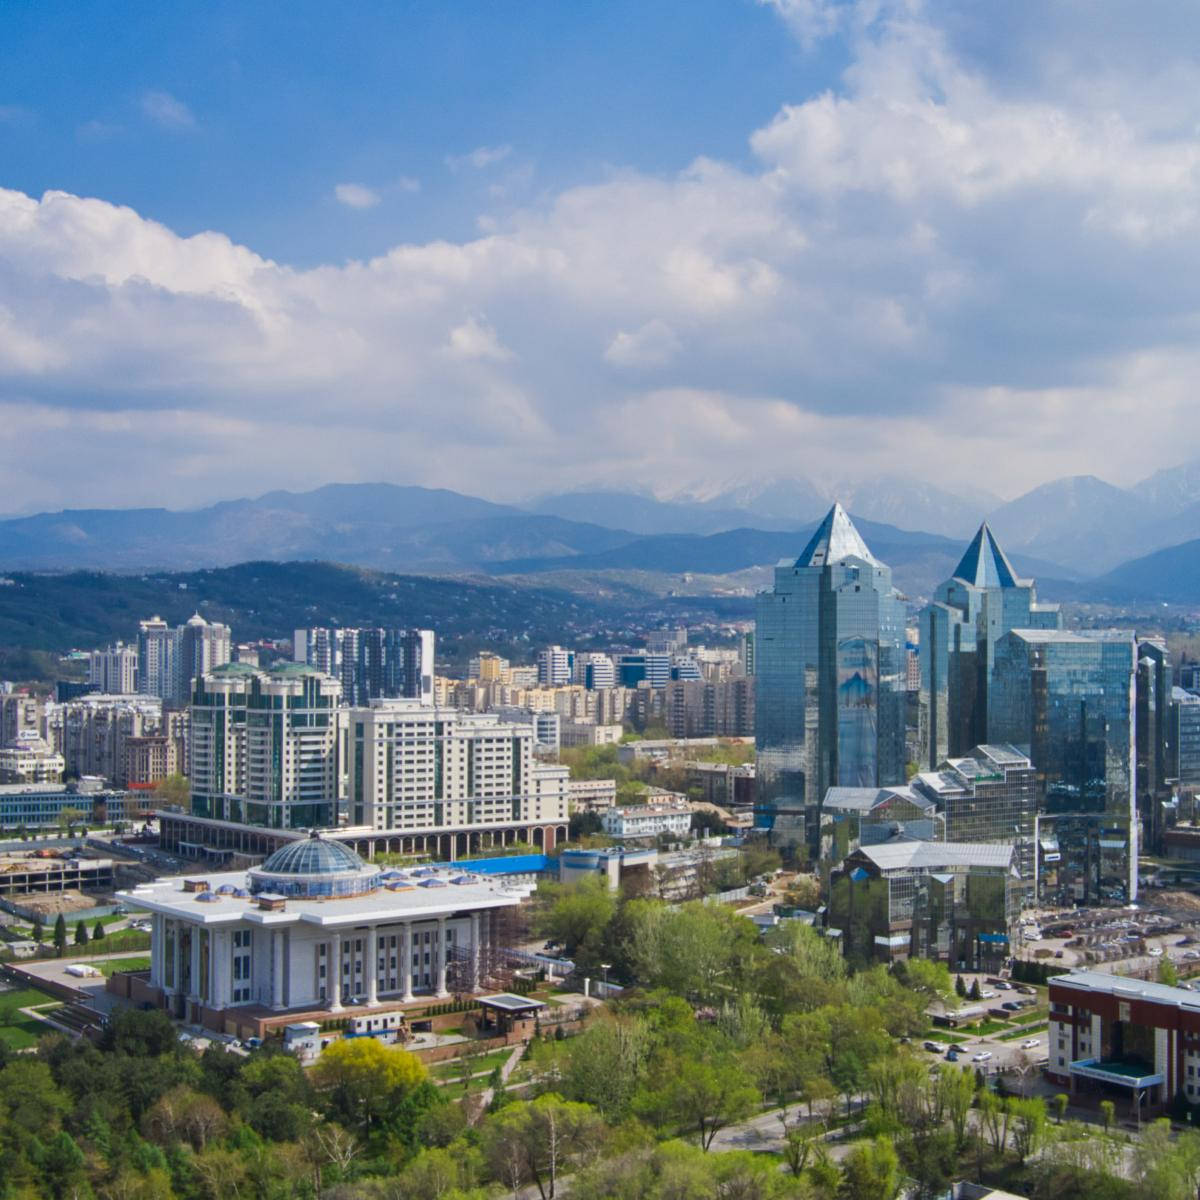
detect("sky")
(2, 0), (1200, 512)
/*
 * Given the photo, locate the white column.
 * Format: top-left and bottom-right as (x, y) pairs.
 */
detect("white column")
(435, 916), (449, 997)
(189, 926), (202, 1001)
(366, 926), (378, 1006)
(470, 912), (481, 992)
(271, 932), (284, 1009)
(401, 923), (414, 1002)
(150, 915), (163, 987)
(329, 932), (344, 1011)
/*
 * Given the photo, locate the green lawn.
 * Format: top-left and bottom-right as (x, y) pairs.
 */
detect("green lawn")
(0, 985), (61, 1049)
(431, 1048), (515, 1084)
(957, 1019), (1012, 1036)
(87, 956), (151, 977)
(84, 928), (149, 954)
(920, 1030), (957, 1044)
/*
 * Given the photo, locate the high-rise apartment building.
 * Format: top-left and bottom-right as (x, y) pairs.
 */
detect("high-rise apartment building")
(468, 652), (509, 683)
(919, 524), (1061, 770)
(1169, 688), (1200, 785)
(294, 627), (435, 706)
(536, 646), (573, 687)
(989, 629), (1137, 901)
(755, 503), (906, 850)
(190, 663), (343, 829)
(347, 701), (568, 833)
(136, 614), (232, 704)
(49, 693), (164, 785)
(574, 653), (615, 690)
(617, 653), (671, 689)
(137, 617), (176, 699)
(89, 642), (138, 694)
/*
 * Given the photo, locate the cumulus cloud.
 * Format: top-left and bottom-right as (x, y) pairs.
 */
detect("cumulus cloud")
(140, 90), (196, 130)
(446, 144), (512, 171)
(334, 182), (382, 209)
(3, 3), (1200, 509)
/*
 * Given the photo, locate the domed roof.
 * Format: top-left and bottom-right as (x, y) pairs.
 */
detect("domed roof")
(260, 832), (367, 876)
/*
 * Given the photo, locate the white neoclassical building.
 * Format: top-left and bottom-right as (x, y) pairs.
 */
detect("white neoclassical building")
(116, 832), (533, 1037)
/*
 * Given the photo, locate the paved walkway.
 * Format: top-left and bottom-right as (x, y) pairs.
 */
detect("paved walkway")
(473, 1042), (529, 1116)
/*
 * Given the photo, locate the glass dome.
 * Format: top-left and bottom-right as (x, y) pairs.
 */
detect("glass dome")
(248, 832), (381, 899)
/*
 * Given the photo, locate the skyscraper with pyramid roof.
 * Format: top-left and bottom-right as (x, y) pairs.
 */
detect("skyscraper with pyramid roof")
(755, 503), (907, 851)
(918, 523), (1061, 770)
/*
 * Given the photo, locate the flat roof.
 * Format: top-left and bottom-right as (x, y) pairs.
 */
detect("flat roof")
(1051, 970), (1200, 1009)
(857, 840), (1014, 871)
(478, 992), (547, 1012)
(117, 866), (533, 929)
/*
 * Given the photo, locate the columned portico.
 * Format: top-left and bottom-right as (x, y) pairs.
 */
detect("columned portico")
(329, 931), (343, 1011)
(435, 916), (449, 997)
(366, 926), (378, 1005)
(401, 923), (414, 1001)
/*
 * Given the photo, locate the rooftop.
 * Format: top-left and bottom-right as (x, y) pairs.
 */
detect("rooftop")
(794, 503), (880, 569)
(951, 523), (1022, 590)
(1050, 969), (1200, 1009)
(823, 785), (932, 813)
(856, 840), (1015, 871)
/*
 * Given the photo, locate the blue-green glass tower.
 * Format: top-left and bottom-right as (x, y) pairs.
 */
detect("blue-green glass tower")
(754, 503), (906, 851)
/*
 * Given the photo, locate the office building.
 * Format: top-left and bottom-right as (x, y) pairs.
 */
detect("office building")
(755, 503), (907, 850)
(819, 784), (943, 864)
(1170, 688), (1200, 785)
(1046, 970), (1200, 1114)
(89, 643), (138, 695)
(618, 653), (671, 689)
(536, 646), (573, 687)
(919, 524), (1061, 770)
(190, 663), (343, 830)
(0, 741), (65, 784)
(574, 653), (615, 690)
(828, 841), (1019, 968)
(911, 744), (1039, 895)
(0, 693), (43, 747)
(989, 629), (1137, 902)
(1136, 638), (1173, 853)
(117, 833), (534, 1037)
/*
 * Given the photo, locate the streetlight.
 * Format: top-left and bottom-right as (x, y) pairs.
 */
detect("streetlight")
(600, 963), (611, 995)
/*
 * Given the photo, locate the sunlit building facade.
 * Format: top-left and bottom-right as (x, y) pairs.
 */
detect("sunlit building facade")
(755, 503), (906, 852)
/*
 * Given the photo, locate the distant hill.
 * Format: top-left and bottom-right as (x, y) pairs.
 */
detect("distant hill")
(1084, 537), (1200, 605)
(0, 561), (753, 665)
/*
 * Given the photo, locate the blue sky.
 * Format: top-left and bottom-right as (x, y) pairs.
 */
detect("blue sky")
(2, 1), (842, 265)
(3, 0), (1200, 512)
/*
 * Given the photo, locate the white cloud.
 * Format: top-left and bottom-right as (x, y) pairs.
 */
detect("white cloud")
(446, 144), (513, 172)
(334, 182), (382, 210)
(605, 319), (682, 368)
(140, 90), (196, 130)
(3, 5), (1200, 509)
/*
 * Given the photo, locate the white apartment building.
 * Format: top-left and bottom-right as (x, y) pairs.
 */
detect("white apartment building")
(536, 646), (572, 687)
(0, 742), (65, 784)
(561, 721), (623, 749)
(347, 701), (569, 833)
(567, 778), (617, 812)
(89, 643), (138, 694)
(601, 803), (694, 840)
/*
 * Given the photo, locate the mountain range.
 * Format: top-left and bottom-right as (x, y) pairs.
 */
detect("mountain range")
(0, 460), (1198, 604)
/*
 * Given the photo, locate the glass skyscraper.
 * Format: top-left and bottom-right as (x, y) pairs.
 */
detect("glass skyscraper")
(919, 523), (1061, 770)
(754, 503), (906, 851)
(988, 629), (1137, 902)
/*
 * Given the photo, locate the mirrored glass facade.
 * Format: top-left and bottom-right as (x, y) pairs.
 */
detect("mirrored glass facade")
(988, 629), (1137, 901)
(755, 504), (906, 852)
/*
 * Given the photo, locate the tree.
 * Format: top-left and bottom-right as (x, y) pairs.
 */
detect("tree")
(955, 974), (967, 999)
(938, 1066), (976, 1152)
(75, 919), (89, 947)
(535, 877), (616, 970)
(1053, 1092), (1069, 1125)
(1158, 957), (1180, 987)
(969, 978), (982, 1001)
(839, 1136), (901, 1200)
(482, 1093), (607, 1199)
(53, 912), (67, 957)
(1099, 1098), (1114, 1135)
(309, 1036), (427, 1134)
(31, 916), (43, 943)
(1008, 1096), (1047, 1164)
(635, 1052), (759, 1150)
(154, 774), (190, 809)
(93, 919), (106, 940)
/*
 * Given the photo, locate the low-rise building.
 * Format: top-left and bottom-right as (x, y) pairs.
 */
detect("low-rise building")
(1046, 970), (1200, 1113)
(0, 852), (114, 897)
(0, 742), (65, 784)
(0, 781), (132, 828)
(560, 721), (623, 749)
(566, 778), (617, 813)
(116, 832), (535, 1039)
(828, 840), (1019, 968)
(601, 802), (693, 840)
(819, 784), (943, 864)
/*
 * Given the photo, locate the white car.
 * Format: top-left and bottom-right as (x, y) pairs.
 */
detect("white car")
(980, 990), (996, 1000)
(972, 1051), (993, 1063)
(1021, 1039), (1040, 1049)
(994, 981), (1012, 990)
(1148, 947), (1164, 957)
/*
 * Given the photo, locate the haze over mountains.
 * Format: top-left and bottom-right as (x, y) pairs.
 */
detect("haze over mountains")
(1, 460), (1198, 603)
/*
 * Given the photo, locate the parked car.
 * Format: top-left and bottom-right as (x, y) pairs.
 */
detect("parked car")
(972, 1051), (993, 1063)
(980, 990), (996, 999)
(1001, 1001), (1021, 1011)
(924, 1041), (942, 1052)
(994, 981), (1012, 990)
(1149, 947), (1164, 957)
(945, 1050), (960, 1062)
(949, 1044), (967, 1054)
(1016, 986), (1037, 996)
(1021, 1039), (1040, 1049)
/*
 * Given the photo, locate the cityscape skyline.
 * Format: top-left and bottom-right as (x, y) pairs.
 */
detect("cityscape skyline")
(5, 3), (1200, 510)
